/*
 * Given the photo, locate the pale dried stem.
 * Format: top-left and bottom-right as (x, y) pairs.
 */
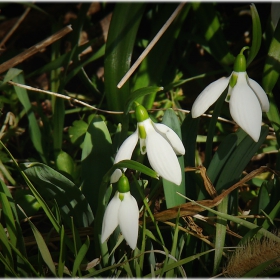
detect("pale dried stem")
(117, 2), (186, 89)
(7, 80), (274, 135)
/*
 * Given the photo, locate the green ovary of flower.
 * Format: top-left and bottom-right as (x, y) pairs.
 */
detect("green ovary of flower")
(117, 174), (130, 197)
(135, 102), (149, 122)
(233, 46), (249, 73)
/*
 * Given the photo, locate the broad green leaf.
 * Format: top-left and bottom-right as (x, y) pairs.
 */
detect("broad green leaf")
(181, 113), (200, 200)
(81, 115), (113, 216)
(104, 3), (146, 121)
(255, 181), (270, 216)
(2, 68), (22, 84)
(68, 119), (88, 147)
(192, 3), (234, 66)
(162, 109), (185, 208)
(207, 133), (237, 187)
(133, 3), (191, 109)
(56, 150), (75, 178)
(21, 162), (94, 228)
(246, 4), (262, 66)
(262, 16), (280, 154)
(215, 126), (269, 192)
(204, 89), (228, 168)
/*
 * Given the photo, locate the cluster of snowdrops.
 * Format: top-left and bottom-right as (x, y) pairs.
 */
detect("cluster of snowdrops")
(101, 47), (270, 249)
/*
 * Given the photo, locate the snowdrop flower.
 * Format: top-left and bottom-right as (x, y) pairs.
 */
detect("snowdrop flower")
(111, 103), (185, 185)
(101, 174), (139, 249)
(191, 47), (269, 142)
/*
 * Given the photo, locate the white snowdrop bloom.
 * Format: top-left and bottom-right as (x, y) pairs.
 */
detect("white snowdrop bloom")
(191, 48), (269, 142)
(111, 104), (185, 185)
(101, 175), (139, 250)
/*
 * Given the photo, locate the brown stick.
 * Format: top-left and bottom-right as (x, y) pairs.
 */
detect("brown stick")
(0, 25), (73, 74)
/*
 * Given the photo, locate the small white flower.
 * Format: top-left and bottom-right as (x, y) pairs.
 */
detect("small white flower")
(101, 191), (139, 249)
(191, 48), (269, 142)
(111, 114), (185, 185)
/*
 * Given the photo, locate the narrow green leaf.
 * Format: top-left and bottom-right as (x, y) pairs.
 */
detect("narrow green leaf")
(8, 241), (39, 277)
(243, 256), (280, 277)
(213, 194), (228, 275)
(0, 223), (13, 268)
(0, 252), (17, 277)
(246, 4), (262, 66)
(0, 193), (17, 247)
(184, 196), (280, 243)
(72, 236), (90, 277)
(144, 249), (214, 278)
(166, 210), (180, 278)
(125, 86), (164, 114)
(107, 160), (159, 183)
(57, 225), (65, 278)
(162, 109), (185, 208)
(18, 206), (57, 277)
(261, 200), (280, 230)
(12, 71), (46, 163)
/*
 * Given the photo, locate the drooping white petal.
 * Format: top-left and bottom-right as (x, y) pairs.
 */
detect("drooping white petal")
(247, 77), (270, 112)
(111, 130), (139, 183)
(101, 192), (121, 243)
(118, 192), (139, 249)
(229, 73), (262, 142)
(142, 119), (182, 185)
(153, 123), (185, 155)
(191, 76), (230, 118)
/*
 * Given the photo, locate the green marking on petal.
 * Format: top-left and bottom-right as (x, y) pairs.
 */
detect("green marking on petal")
(118, 193), (124, 201)
(138, 124), (147, 139)
(229, 72), (238, 88)
(117, 174), (130, 194)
